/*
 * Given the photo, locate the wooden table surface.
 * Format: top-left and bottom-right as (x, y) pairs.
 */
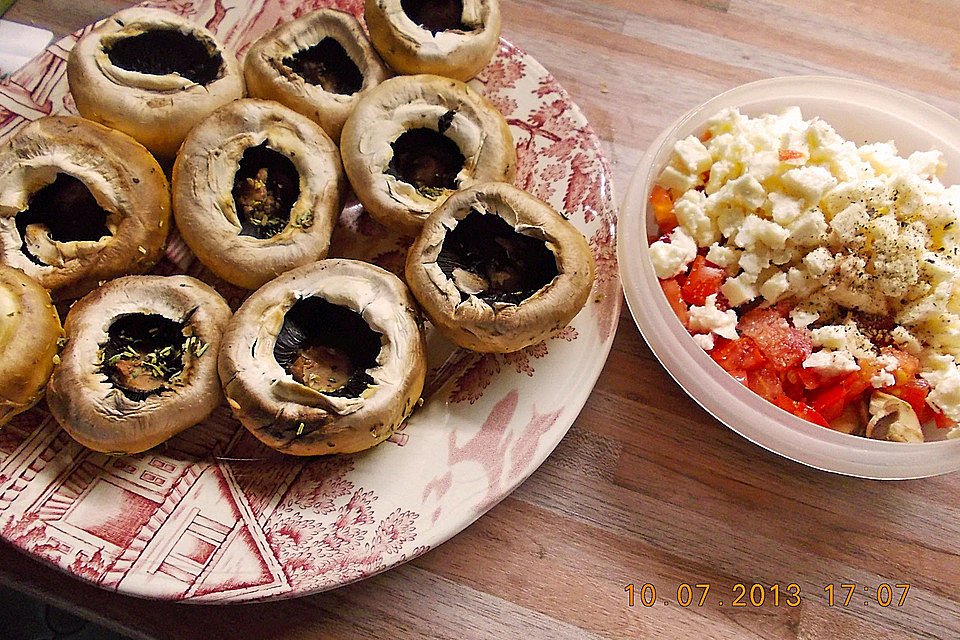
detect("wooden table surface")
(4, 1), (960, 639)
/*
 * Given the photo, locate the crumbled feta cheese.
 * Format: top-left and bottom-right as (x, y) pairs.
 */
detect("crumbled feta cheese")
(688, 294), (739, 340)
(673, 137), (713, 174)
(721, 274), (758, 307)
(921, 356), (960, 421)
(649, 228), (697, 279)
(658, 166), (700, 194)
(790, 308), (820, 329)
(673, 190), (717, 246)
(692, 333), (715, 351)
(759, 272), (789, 302)
(706, 243), (738, 268)
(871, 370), (896, 389)
(781, 166), (837, 204)
(802, 349), (860, 377)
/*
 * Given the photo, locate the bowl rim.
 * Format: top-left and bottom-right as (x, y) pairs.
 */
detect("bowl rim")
(619, 75), (960, 480)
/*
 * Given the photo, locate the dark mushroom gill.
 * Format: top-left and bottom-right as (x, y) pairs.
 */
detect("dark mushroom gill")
(106, 28), (223, 85)
(15, 173), (112, 266)
(400, 0), (471, 34)
(273, 297), (382, 398)
(232, 142), (301, 239)
(437, 210), (559, 304)
(282, 37), (363, 95)
(386, 128), (465, 197)
(100, 313), (189, 402)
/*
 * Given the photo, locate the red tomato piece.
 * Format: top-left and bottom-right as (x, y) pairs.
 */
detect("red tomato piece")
(880, 347), (921, 385)
(810, 360), (885, 421)
(650, 185), (678, 232)
(659, 277), (689, 328)
(738, 308), (813, 371)
(711, 337), (767, 372)
(747, 367), (784, 404)
(935, 412), (958, 430)
(681, 255), (726, 306)
(778, 149), (804, 161)
(782, 399), (831, 428)
(887, 378), (934, 423)
(729, 370), (749, 386)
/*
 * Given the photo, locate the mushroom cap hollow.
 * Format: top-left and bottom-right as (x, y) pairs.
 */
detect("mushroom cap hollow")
(45, 275), (232, 454)
(244, 9), (391, 142)
(364, 0), (501, 81)
(172, 99), (345, 290)
(67, 7), (245, 159)
(340, 73), (515, 234)
(405, 181), (595, 353)
(0, 116), (170, 301)
(218, 258), (427, 456)
(0, 266), (63, 427)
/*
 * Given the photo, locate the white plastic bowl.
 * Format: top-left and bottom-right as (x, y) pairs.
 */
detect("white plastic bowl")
(619, 76), (960, 479)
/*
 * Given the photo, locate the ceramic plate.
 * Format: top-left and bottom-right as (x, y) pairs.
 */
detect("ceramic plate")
(0, 0), (619, 601)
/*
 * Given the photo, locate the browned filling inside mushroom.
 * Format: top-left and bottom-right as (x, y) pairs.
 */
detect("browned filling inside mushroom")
(437, 210), (559, 304)
(400, 0), (471, 34)
(106, 28), (223, 85)
(282, 37), (363, 95)
(274, 297), (381, 399)
(387, 128), (464, 197)
(15, 173), (112, 266)
(99, 314), (205, 402)
(232, 142), (300, 239)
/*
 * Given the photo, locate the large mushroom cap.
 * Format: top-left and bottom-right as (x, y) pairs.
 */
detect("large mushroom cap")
(244, 9), (391, 142)
(67, 7), (244, 159)
(218, 258), (427, 456)
(172, 99), (345, 290)
(0, 265), (62, 426)
(365, 0), (502, 81)
(46, 275), (232, 454)
(340, 73), (515, 233)
(405, 181), (595, 352)
(0, 116), (170, 301)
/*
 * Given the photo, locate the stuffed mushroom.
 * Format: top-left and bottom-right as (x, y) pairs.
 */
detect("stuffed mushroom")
(67, 7), (245, 159)
(46, 275), (231, 454)
(0, 265), (63, 427)
(244, 9), (391, 142)
(172, 99), (345, 290)
(219, 259), (426, 456)
(365, 0), (501, 81)
(340, 73), (515, 233)
(0, 116), (170, 300)
(405, 182), (594, 352)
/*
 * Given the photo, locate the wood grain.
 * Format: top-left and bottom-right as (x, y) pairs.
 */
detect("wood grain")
(3, 1), (960, 638)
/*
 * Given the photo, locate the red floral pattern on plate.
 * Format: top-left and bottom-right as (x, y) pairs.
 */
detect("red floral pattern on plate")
(0, 0), (620, 601)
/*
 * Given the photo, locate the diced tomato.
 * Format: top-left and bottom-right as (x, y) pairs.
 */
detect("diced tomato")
(778, 149), (804, 161)
(650, 185), (678, 232)
(699, 131), (712, 143)
(659, 277), (689, 328)
(887, 378), (934, 423)
(729, 370), (749, 386)
(935, 412), (958, 430)
(681, 256), (725, 306)
(810, 360), (885, 421)
(738, 308), (813, 371)
(778, 397), (831, 428)
(880, 347), (921, 385)
(711, 337), (767, 372)
(794, 366), (837, 391)
(747, 367), (784, 405)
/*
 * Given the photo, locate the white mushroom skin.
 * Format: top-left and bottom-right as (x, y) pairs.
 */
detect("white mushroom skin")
(405, 182), (595, 353)
(0, 116), (171, 301)
(0, 266), (62, 426)
(866, 392), (924, 443)
(244, 9), (392, 142)
(365, 0), (502, 82)
(46, 275), (232, 454)
(67, 8), (245, 159)
(172, 99), (345, 290)
(340, 74), (515, 233)
(218, 259), (427, 456)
